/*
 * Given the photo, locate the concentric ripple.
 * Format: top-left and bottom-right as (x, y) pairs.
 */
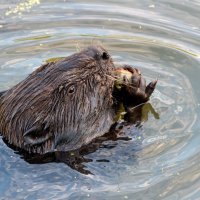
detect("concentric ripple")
(0, 0), (200, 199)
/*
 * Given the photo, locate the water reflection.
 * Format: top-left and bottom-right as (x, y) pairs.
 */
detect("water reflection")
(5, 0), (40, 16)
(4, 103), (159, 175)
(0, 0), (200, 199)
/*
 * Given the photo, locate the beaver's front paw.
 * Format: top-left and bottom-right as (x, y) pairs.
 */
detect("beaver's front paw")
(114, 65), (157, 107)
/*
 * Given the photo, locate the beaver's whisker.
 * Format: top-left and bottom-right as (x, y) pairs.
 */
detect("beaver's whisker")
(129, 102), (148, 111)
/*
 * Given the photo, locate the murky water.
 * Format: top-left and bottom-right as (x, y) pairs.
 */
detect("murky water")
(0, 0), (200, 199)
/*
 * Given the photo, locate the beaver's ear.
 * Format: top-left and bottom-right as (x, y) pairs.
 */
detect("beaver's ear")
(23, 125), (52, 146)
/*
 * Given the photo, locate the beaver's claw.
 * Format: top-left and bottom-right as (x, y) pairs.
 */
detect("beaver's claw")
(114, 65), (157, 107)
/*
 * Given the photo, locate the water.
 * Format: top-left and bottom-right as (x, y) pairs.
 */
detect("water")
(0, 0), (200, 199)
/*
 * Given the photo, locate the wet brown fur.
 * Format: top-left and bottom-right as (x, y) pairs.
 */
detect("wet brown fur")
(0, 46), (115, 154)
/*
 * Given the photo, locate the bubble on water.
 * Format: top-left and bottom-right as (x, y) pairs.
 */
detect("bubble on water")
(149, 4), (155, 8)
(174, 106), (183, 114)
(137, 136), (142, 140)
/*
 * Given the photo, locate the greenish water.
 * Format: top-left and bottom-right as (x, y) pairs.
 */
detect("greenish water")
(0, 0), (200, 199)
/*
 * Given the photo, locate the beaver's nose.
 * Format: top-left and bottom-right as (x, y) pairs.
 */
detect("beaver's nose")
(101, 52), (110, 60)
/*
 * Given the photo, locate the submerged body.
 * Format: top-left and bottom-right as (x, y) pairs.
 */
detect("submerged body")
(0, 46), (156, 154)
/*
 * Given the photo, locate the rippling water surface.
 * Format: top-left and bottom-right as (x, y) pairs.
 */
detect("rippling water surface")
(0, 0), (200, 199)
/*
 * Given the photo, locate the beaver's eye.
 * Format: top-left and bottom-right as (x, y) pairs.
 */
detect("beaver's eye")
(68, 85), (75, 94)
(102, 52), (109, 60)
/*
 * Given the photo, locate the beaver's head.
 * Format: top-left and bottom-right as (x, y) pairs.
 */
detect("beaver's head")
(0, 46), (116, 154)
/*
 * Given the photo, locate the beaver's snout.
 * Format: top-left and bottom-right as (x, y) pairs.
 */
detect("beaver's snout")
(83, 46), (111, 61)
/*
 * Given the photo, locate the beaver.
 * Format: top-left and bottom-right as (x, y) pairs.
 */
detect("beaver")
(0, 45), (157, 154)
